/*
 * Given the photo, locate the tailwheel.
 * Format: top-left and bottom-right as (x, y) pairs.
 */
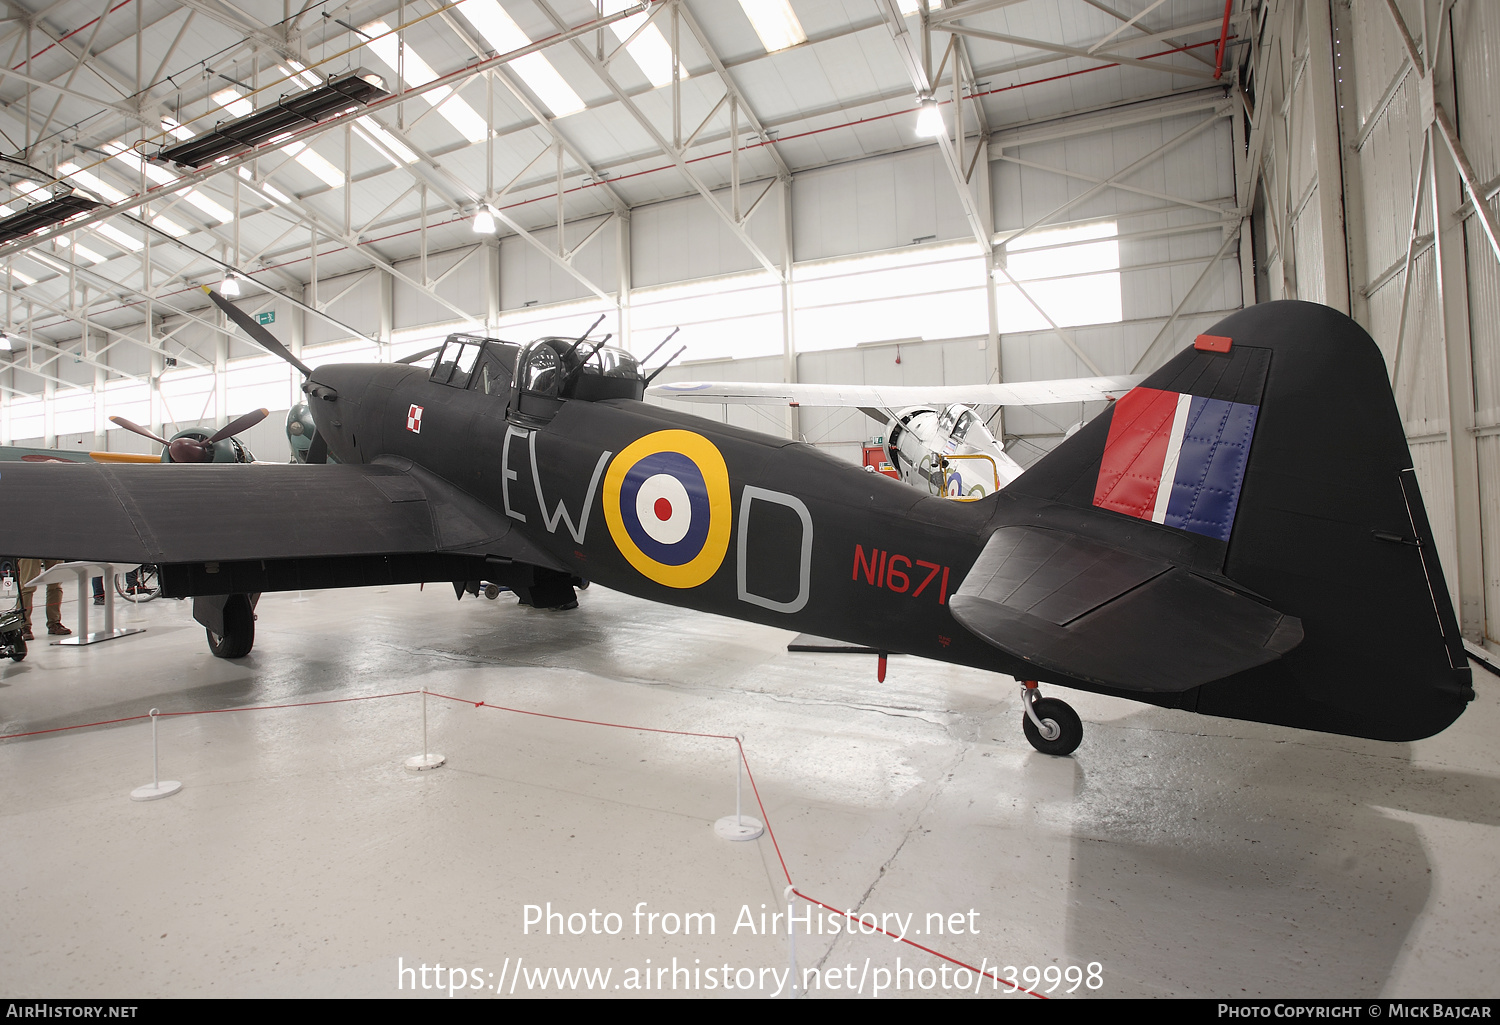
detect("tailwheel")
(1020, 682), (1082, 756)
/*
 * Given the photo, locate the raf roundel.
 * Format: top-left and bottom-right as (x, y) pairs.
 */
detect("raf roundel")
(603, 430), (732, 589)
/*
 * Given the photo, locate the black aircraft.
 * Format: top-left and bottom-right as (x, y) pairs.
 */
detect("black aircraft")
(0, 295), (1471, 753)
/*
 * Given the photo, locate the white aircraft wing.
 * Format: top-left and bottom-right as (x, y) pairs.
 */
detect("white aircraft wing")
(647, 375), (1144, 408)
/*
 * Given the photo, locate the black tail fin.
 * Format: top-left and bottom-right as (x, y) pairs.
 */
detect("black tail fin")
(1003, 300), (1472, 741)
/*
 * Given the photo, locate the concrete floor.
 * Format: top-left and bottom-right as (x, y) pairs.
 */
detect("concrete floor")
(1, 583), (1496, 999)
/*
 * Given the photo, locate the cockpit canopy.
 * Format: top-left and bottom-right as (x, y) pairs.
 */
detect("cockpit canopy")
(428, 332), (645, 424)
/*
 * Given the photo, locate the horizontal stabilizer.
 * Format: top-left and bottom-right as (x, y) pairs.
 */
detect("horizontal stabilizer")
(948, 526), (1302, 692)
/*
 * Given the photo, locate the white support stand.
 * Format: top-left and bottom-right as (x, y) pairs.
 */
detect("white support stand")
(404, 688), (446, 771)
(714, 737), (764, 840)
(130, 708), (182, 801)
(30, 561), (146, 646)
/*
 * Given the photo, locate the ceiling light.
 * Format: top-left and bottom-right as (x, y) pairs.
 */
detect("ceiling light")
(472, 205), (497, 234)
(221, 272), (241, 297)
(0, 331), (11, 351)
(737, 0), (806, 53)
(915, 97), (944, 138)
(158, 71), (389, 168)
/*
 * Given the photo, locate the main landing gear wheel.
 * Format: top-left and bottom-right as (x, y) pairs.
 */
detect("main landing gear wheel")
(206, 594), (255, 659)
(1020, 684), (1082, 756)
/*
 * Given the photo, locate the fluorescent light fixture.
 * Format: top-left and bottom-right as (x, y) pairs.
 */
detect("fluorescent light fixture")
(6, 266), (36, 286)
(472, 205), (497, 234)
(600, 0), (682, 88)
(737, 0), (806, 52)
(361, 20), (489, 142)
(454, 0), (586, 116)
(915, 97), (944, 138)
(221, 272), (241, 297)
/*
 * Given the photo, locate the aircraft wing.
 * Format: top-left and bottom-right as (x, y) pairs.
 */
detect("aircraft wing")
(647, 375), (1143, 409)
(0, 458), (565, 571)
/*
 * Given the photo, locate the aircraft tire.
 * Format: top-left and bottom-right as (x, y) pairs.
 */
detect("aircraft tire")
(206, 594), (255, 659)
(1022, 698), (1082, 756)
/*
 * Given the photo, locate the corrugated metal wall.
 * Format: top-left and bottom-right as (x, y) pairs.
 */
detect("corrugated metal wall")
(1303, 0), (1500, 648)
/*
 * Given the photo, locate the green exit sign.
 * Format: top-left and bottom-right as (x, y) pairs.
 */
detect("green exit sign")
(256, 311), (275, 325)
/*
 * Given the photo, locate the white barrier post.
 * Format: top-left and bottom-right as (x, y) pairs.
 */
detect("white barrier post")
(714, 736), (763, 840)
(129, 708), (182, 801)
(404, 688), (446, 771)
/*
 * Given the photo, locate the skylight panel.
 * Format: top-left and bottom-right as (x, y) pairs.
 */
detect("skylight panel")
(6, 265), (35, 285)
(600, 0), (682, 88)
(455, 1), (585, 117)
(211, 88), (253, 118)
(93, 222), (144, 252)
(56, 162), (127, 204)
(361, 19), (489, 142)
(277, 61), (322, 89)
(737, 0), (806, 52)
(102, 141), (234, 224)
(206, 90), (346, 190)
(278, 141), (346, 189)
(239, 167), (293, 205)
(161, 117), (195, 141)
(355, 117), (418, 165)
(55, 162), (186, 237)
(54, 235), (106, 264)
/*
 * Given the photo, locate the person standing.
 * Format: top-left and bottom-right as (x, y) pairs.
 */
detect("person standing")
(18, 558), (71, 640)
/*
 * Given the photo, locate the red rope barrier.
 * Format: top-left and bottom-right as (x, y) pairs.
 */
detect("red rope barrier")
(427, 690), (1045, 998)
(3, 685), (1047, 996)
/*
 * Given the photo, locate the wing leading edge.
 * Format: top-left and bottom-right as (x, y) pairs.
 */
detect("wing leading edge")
(0, 457), (563, 571)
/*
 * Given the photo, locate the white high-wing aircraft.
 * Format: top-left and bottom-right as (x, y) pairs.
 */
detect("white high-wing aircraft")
(648, 375), (1142, 499)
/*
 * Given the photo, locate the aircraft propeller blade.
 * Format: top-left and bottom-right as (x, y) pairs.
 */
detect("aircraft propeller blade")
(200, 285), (314, 377)
(108, 415), (173, 447)
(395, 344), (443, 365)
(206, 407), (269, 446)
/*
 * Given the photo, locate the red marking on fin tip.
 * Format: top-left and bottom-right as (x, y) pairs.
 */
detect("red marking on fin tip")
(1195, 333), (1232, 353)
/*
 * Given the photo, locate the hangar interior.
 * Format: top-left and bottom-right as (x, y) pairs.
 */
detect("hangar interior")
(2, 0), (1499, 1000)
